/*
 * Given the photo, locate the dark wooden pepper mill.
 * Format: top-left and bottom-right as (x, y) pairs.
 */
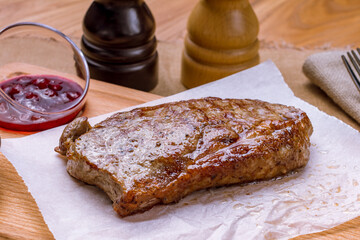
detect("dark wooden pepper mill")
(81, 0), (158, 91)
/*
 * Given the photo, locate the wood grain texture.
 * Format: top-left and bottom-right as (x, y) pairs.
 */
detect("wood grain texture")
(181, 0), (260, 88)
(253, 0), (360, 48)
(0, 0), (359, 47)
(0, 153), (54, 240)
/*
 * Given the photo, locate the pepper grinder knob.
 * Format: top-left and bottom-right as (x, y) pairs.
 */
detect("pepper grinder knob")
(81, 0), (158, 92)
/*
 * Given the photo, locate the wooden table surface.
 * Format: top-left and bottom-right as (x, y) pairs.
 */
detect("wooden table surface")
(0, 0), (360, 239)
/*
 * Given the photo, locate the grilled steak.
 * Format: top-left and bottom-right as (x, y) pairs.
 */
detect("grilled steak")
(55, 97), (313, 217)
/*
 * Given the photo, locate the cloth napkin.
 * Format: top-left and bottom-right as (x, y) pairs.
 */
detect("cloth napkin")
(303, 50), (360, 124)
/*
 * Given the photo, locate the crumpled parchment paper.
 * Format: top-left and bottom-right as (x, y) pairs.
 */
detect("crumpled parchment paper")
(2, 61), (360, 240)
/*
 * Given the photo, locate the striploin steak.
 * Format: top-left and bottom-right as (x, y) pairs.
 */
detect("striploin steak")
(55, 97), (313, 217)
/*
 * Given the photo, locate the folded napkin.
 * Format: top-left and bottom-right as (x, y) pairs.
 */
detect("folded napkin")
(303, 51), (360, 124)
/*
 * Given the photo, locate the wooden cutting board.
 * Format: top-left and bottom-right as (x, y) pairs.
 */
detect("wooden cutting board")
(0, 53), (360, 239)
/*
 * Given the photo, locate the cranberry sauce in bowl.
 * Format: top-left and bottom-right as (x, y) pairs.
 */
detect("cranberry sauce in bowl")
(0, 22), (90, 131)
(0, 75), (85, 131)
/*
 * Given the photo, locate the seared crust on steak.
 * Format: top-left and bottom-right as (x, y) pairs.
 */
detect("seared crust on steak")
(55, 116), (92, 155)
(56, 97), (313, 217)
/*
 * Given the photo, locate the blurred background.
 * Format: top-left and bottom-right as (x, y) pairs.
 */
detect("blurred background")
(0, 0), (359, 48)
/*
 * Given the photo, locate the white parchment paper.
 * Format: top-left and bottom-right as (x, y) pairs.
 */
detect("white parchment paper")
(2, 61), (360, 239)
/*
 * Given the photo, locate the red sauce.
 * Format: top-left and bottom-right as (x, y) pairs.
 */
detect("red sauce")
(0, 75), (84, 131)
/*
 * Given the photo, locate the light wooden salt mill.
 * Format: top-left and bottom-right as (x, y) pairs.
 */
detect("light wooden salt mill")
(181, 0), (260, 88)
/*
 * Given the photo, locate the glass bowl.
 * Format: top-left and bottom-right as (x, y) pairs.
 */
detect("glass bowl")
(0, 22), (90, 131)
